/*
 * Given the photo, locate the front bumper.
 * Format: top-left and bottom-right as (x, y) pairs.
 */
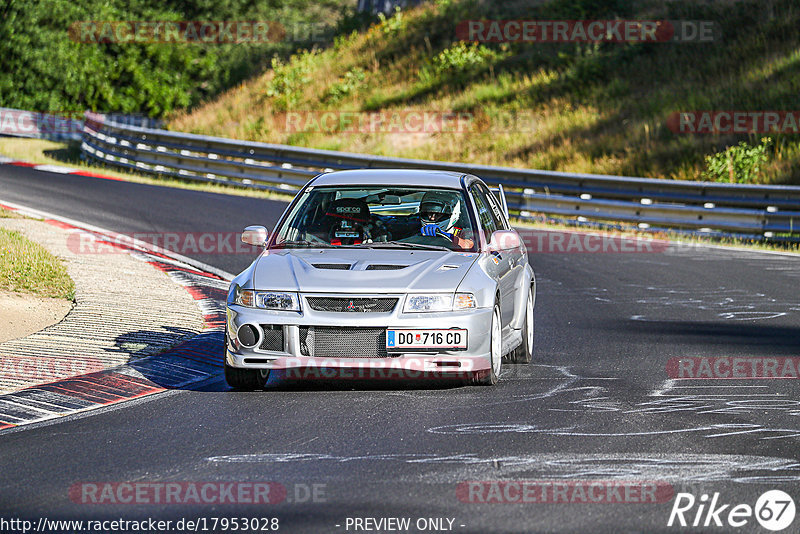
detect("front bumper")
(225, 300), (494, 374)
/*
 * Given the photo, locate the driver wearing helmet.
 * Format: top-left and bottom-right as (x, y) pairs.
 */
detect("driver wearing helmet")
(418, 191), (474, 249)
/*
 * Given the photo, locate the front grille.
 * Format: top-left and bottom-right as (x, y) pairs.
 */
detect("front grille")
(366, 264), (408, 270)
(299, 327), (388, 358)
(313, 263), (351, 270)
(306, 297), (398, 313)
(259, 325), (284, 351)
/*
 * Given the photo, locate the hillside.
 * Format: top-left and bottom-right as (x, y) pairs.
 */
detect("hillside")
(169, 0), (800, 184)
(0, 0), (350, 117)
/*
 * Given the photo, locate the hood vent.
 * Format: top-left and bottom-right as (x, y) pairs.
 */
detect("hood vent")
(366, 264), (408, 271)
(313, 263), (351, 270)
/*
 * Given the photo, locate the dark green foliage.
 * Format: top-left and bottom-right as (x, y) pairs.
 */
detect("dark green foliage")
(704, 138), (772, 183)
(0, 0), (347, 117)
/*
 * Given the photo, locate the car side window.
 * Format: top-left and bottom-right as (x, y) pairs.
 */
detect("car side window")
(470, 185), (499, 238)
(479, 184), (509, 230)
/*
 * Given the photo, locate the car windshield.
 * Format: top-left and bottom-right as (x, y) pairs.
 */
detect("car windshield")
(272, 186), (478, 251)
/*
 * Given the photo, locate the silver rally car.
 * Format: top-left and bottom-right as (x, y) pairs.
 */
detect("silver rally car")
(225, 169), (535, 387)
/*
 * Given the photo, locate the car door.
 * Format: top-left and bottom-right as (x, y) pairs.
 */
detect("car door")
(481, 181), (526, 288)
(481, 181), (524, 255)
(469, 184), (515, 330)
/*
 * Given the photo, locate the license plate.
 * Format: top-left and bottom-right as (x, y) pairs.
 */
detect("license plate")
(386, 329), (467, 350)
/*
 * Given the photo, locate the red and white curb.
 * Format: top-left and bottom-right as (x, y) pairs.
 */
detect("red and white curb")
(0, 155), (124, 181)
(0, 201), (234, 432)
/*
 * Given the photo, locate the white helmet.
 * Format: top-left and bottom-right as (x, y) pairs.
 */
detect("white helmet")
(418, 191), (461, 233)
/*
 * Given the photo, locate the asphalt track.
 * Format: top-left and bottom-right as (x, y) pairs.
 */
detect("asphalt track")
(1, 164), (800, 533)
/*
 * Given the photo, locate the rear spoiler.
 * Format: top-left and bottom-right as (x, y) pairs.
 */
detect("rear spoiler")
(489, 184), (510, 220)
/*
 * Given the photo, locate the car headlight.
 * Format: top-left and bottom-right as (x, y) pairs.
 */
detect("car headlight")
(235, 288), (300, 311)
(403, 293), (476, 313)
(258, 292), (300, 311)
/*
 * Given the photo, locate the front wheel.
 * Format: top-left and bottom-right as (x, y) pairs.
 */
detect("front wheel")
(473, 304), (502, 386)
(508, 286), (534, 364)
(225, 361), (270, 390)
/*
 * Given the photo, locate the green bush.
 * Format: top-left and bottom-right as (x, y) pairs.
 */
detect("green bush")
(265, 50), (320, 110)
(0, 0), (348, 118)
(703, 138), (772, 183)
(377, 7), (406, 36)
(323, 67), (367, 103)
(419, 42), (502, 86)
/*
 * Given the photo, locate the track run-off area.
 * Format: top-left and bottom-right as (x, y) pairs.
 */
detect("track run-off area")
(1, 162), (799, 533)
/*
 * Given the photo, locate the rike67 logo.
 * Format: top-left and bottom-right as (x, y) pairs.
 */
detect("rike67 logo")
(668, 490), (796, 531)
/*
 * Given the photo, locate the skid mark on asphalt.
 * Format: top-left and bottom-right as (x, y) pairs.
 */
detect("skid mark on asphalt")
(584, 285), (800, 322)
(409, 365), (800, 442)
(206, 452), (800, 484)
(688, 250), (800, 281)
(637, 379), (800, 417)
(536, 268), (800, 322)
(0, 250), (227, 432)
(387, 365), (622, 411)
(427, 420), (800, 440)
(323, 363), (800, 444)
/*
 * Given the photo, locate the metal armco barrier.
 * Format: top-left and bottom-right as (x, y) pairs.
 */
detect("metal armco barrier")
(78, 111), (800, 237)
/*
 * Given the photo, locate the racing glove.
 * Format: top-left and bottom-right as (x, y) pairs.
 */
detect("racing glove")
(421, 224), (453, 239)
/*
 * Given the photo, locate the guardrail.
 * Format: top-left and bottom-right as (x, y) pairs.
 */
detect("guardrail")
(77, 111), (800, 238)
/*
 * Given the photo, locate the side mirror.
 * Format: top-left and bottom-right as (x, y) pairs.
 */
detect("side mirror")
(488, 230), (520, 251)
(242, 226), (269, 246)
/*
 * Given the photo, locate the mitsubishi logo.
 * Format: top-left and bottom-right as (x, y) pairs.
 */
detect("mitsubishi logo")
(346, 300), (356, 311)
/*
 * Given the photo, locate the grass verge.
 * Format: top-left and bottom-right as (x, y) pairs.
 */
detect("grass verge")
(0, 207), (25, 219)
(0, 227), (75, 300)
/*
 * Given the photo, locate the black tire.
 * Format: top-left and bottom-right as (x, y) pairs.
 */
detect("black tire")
(225, 361), (269, 390)
(473, 304), (501, 386)
(508, 286), (534, 364)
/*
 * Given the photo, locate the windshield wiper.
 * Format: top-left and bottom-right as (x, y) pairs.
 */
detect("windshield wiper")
(361, 241), (453, 252)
